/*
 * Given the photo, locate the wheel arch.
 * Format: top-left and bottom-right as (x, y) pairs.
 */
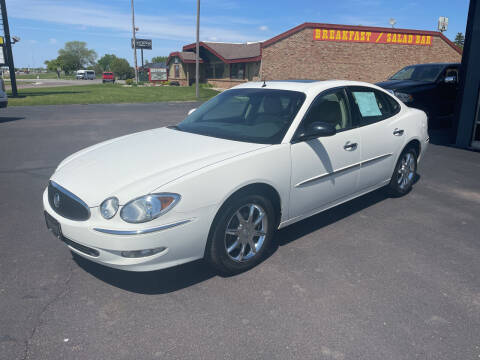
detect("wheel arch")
(204, 182), (282, 257)
(404, 138), (421, 157)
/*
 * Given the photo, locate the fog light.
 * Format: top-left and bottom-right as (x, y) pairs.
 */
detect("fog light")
(120, 247), (166, 258)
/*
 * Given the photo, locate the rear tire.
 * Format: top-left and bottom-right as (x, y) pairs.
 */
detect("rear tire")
(206, 193), (275, 275)
(388, 147), (417, 197)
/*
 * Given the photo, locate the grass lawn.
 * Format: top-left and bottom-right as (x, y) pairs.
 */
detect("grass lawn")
(7, 84), (219, 106)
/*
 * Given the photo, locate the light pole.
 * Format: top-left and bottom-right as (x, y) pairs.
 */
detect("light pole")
(131, 0), (139, 83)
(195, 0), (200, 98)
(1, 0), (17, 97)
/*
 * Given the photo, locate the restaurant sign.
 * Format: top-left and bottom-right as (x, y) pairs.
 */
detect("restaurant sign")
(313, 28), (432, 46)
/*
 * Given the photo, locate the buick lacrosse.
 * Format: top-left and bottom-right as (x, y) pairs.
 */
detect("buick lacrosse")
(44, 80), (428, 274)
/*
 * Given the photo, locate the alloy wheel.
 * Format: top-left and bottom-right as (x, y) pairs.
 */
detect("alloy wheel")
(397, 152), (415, 190)
(224, 203), (268, 262)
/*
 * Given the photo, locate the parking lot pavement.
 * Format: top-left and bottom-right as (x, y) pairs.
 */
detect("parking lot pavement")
(13, 78), (103, 89)
(1, 103), (479, 360)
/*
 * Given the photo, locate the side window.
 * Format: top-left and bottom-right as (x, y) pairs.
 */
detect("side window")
(445, 68), (459, 83)
(350, 87), (393, 126)
(382, 92), (401, 116)
(301, 88), (352, 133)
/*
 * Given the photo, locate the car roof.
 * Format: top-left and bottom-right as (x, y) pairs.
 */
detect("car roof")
(233, 79), (386, 96)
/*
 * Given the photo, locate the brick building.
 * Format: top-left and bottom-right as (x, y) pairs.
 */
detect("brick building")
(167, 42), (261, 87)
(168, 22), (462, 88)
(261, 23), (462, 83)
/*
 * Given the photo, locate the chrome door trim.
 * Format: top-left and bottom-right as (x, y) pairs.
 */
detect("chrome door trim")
(295, 162), (361, 187)
(360, 153), (393, 166)
(94, 219), (192, 235)
(294, 153), (393, 188)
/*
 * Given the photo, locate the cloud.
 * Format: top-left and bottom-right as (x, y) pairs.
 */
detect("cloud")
(28, 39), (38, 44)
(259, 25), (268, 31)
(49, 38), (57, 44)
(9, 0), (265, 43)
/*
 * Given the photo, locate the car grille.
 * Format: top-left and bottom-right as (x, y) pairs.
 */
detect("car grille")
(62, 236), (100, 257)
(48, 181), (90, 221)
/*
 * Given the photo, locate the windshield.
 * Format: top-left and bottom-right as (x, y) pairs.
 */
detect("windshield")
(174, 88), (306, 144)
(389, 64), (444, 82)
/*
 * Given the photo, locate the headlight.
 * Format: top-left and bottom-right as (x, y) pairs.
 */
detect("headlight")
(100, 197), (119, 219)
(120, 193), (180, 223)
(394, 92), (414, 103)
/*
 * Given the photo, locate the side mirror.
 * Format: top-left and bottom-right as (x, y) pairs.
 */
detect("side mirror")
(296, 121), (336, 142)
(187, 108), (197, 115)
(444, 76), (456, 84)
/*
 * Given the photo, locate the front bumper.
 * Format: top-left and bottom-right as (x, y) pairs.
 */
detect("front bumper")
(0, 99), (8, 108)
(43, 188), (217, 271)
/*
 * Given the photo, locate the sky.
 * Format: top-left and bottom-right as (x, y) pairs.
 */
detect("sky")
(8, 0), (471, 68)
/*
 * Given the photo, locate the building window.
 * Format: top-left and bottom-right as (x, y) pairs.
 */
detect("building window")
(174, 64), (180, 78)
(206, 63), (225, 79)
(231, 63), (245, 79)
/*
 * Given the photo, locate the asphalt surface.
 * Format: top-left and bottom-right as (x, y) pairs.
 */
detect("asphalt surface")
(12, 79), (104, 89)
(1, 103), (479, 360)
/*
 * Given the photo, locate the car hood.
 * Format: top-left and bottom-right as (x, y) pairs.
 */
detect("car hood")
(51, 127), (267, 206)
(376, 79), (433, 91)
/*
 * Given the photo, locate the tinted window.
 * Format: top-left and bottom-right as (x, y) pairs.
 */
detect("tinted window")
(382, 92), (401, 116)
(176, 89), (306, 144)
(389, 64), (444, 82)
(350, 87), (393, 126)
(299, 88), (352, 135)
(444, 67), (459, 83)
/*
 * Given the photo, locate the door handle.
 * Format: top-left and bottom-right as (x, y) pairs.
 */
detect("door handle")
(343, 142), (358, 151)
(393, 128), (404, 136)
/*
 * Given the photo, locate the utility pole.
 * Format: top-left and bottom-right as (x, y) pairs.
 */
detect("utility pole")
(195, 0), (200, 98)
(131, 0), (138, 83)
(0, 0), (17, 97)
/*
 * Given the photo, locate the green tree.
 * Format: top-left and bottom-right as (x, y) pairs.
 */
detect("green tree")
(151, 56), (168, 64)
(57, 53), (80, 74)
(97, 54), (118, 71)
(454, 32), (465, 49)
(58, 41), (97, 69)
(110, 58), (135, 79)
(44, 59), (62, 78)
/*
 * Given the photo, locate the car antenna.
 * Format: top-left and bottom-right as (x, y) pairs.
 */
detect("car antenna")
(262, 79), (267, 87)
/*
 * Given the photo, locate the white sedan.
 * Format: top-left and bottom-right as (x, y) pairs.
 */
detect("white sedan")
(43, 80), (429, 274)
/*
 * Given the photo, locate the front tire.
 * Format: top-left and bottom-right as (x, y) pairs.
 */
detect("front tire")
(388, 147), (417, 196)
(206, 194), (275, 275)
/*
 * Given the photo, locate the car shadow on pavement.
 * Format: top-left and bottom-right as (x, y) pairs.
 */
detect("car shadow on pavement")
(72, 254), (216, 295)
(274, 187), (391, 247)
(0, 117), (24, 124)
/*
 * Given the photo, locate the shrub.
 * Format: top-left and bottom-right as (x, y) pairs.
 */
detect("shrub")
(125, 78), (134, 85)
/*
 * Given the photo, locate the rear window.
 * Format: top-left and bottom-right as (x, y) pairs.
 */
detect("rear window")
(104, 72), (113, 76)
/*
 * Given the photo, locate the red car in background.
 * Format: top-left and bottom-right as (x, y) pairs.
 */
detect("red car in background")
(102, 72), (115, 83)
